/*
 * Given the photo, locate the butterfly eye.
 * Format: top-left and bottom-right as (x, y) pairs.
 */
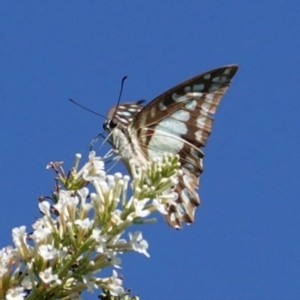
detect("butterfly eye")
(109, 119), (117, 129)
(103, 119), (118, 131)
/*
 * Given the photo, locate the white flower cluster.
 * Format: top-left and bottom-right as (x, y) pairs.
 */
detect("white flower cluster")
(0, 151), (180, 299)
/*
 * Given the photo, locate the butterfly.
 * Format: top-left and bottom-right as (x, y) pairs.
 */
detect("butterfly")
(103, 65), (238, 228)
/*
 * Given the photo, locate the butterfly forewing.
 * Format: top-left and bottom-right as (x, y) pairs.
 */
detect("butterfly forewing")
(107, 100), (145, 126)
(105, 65), (238, 228)
(132, 65), (238, 130)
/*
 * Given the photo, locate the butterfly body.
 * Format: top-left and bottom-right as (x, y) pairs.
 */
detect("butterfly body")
(104, 101), (147, 171)
(104, 65), (238, 228)
(104, 122), (146, 171)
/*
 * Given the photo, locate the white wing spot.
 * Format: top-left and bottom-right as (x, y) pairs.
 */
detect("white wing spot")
(118, 117), (129, 124)
(171, 110), (190, 122)
(204, 73), (211, 80)
(202, 102), (212, 113)
(184, 86), (191, 92)
(188, 92), (203, 98)
(184, 162), (196, 171)
(128, 108), (138, 112)
(186, 156), (198, 169)
(183, 174), (193, 190)
(212, 76), (228, 83)
(209, 83), (221, 92)
(177, 203), (186, 217)
(185, 100), (197, 111)
(117, 111), (132, 117)
(205, 93), (214, 103)
(170, 212), (176, 222)
(157, 118), (188, 135)
(182, 168), (193, 177)
(195, 130), (204, 142)
(193, 83), (204, 91)
(150, 106), (156, 118)
(159, 101), (167, 111)
(182, 188), (192, 205)
(190, 147), (201, 159)
(223, 68), (232, 75)
(182, 168), (193, 179)
(196, 115), (206, 129)
(139, 115), (147, 128)
(172, 93), (189, 102)
(199, 158), (203, 170)
(148, 130), (184, 160)
(118, 106), (125, 109)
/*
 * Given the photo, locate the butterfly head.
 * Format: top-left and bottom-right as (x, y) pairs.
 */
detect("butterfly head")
(103, 100), (146, 133)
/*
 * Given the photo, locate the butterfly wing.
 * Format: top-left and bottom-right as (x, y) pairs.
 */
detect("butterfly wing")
(133, 65), (238, 227)
(106, 99), (146, 124)
(133, 65), (238, 145)
(109, 65), (238, 228)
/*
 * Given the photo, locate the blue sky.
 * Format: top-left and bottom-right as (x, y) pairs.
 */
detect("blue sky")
(1, 1), (300, 299)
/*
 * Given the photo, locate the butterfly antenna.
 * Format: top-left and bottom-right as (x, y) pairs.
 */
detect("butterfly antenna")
(111, 76), (128, 121)
(69, 98), (107, 119)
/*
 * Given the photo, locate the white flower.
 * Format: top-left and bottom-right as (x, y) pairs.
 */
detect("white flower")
(12, 226), (27, 247)
(75, 218), (94, 230)
(110, 210), (123, 226)
(73, 153), (82, 171)
(82, 274), (98, 293)
(127, 198), (151, 221)
(38, 201), (51, 216)
(129, 231), (150, 257)
(106, 175), (115, 189)
(54, 190), (78, 220)
(6, 287), (26, 300)
(21, 275), (32, 290)
(78, 187), (92, 213)
(32, 216), (54, 231)
(91, 228), (102, 241)
(0, 247), (13, 276)
(39, 267), (58, 284)
(57, 248), (68, 259)
(3, 151), (169, 297)
(38, 244), (58, 260)
(109, 254), (122, 268)
(31, 216), (55, 243)
(81, 151), (106, 181)
(152, 197), (168, 214)
(31, 226), (52, 243)
(95, 234), (108, 254)
(107, 270), (124, 296)
(88, 151), (104, 169)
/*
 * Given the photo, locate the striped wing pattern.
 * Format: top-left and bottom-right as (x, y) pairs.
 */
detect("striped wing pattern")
(106, 65), (238, 228)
